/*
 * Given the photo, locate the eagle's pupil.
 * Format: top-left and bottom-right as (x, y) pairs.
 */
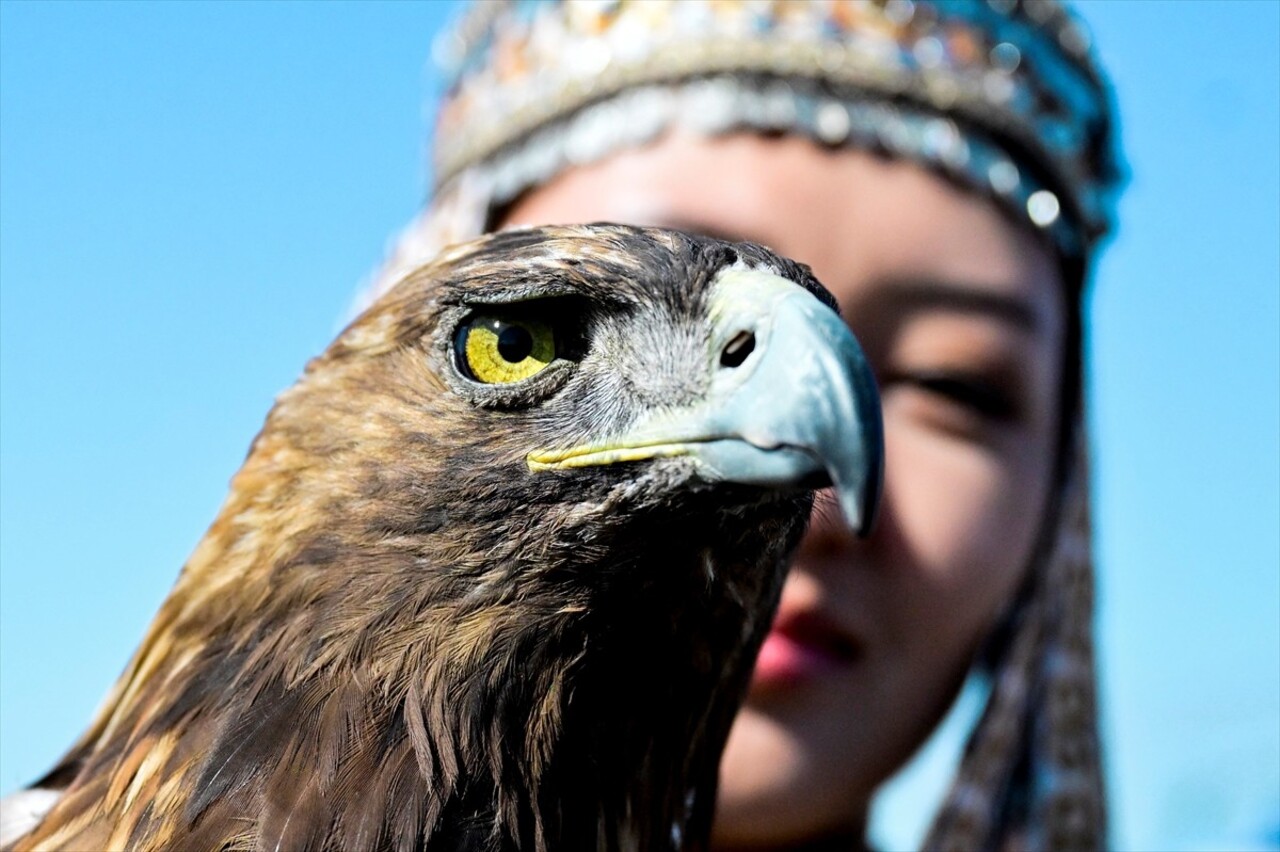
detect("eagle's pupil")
(497, 324), (534, 362)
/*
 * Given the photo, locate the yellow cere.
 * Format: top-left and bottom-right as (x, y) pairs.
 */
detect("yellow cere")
(461, 316), (556, 384)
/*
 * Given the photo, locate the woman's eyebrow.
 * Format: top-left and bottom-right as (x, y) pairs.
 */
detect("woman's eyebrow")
(877, 277), (1041, 334)
(644, 217), (1040, 334)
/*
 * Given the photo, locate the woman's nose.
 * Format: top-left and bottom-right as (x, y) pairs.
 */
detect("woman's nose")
(796, 488), (861, 563)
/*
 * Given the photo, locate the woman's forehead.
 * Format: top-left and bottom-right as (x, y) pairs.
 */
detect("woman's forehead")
(504, 130), (1065, 338)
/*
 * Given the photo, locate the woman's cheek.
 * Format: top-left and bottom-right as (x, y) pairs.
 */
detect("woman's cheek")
(883, 413), (1039, 632)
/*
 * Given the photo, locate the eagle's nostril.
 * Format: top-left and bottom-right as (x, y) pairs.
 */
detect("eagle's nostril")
(720, 331), (756, 368)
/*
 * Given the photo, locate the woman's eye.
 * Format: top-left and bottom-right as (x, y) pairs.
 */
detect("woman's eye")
(455, 314), (557, 384)
(895, 372), (1017, 421)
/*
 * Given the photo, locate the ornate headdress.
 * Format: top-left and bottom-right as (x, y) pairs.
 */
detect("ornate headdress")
(371, 2), (1120, 849)
(368, 0), (1122, 299)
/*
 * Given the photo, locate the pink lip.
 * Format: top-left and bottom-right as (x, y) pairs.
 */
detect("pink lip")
(750, 611), (861, 691)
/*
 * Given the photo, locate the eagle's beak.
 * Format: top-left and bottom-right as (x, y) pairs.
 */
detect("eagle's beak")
(528, 267), (884, 536)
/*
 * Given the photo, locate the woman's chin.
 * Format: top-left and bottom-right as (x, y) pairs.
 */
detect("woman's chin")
(713, 690), (874, 849)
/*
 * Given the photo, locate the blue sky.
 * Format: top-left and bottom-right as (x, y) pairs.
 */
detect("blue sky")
(1, 2), (1276, 850)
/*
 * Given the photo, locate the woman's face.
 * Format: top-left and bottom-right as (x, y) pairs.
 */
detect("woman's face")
(502, 131), (1066, 848)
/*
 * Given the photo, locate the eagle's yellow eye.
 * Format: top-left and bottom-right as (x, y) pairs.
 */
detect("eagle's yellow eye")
(456, 315), (557, 384)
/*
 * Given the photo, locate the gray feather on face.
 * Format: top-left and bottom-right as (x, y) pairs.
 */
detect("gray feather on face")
(4, 224), (881, 852)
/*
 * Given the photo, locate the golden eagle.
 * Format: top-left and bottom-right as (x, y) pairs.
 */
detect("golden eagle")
(1, 225), (881, 852)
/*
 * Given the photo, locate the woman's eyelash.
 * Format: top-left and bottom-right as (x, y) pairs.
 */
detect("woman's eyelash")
(892, 372), (1018, 420)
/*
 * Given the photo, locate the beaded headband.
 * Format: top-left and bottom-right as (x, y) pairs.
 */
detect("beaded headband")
(430, 0), (1122, 260)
